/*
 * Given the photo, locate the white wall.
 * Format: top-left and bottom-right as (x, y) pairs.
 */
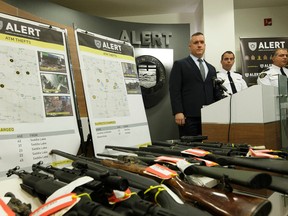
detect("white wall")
(203, 0), (235, 71)
(111, 4), (288, 73)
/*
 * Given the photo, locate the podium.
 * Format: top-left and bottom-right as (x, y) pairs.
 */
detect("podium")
(201, 85), (281, 149)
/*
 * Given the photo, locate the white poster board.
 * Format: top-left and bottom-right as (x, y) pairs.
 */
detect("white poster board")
(0, 13), (81, 177)
(75, 29), (151, 154)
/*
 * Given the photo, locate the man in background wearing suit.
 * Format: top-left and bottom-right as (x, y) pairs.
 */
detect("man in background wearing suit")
(169, 32), (222, 138)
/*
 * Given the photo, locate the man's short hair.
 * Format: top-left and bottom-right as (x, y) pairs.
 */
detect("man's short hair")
(191, 32), (203, 37)
(221, 51), (235, 61)
(273, 48), (288, 57)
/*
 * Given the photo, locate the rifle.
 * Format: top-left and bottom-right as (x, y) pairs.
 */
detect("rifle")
(31, 162), (189, 216)
(32, 161), (129, 192)
(152, 140), (250, 153)
(50, 149), (212, 216)
(106, 144), (238, 157)
(97, 153), (272, 189)
(50, 149), (272, 216)
(105, 145), (288, 175)
(105, 147), (288, 195)
(180, 135), (208, 142)
(6, 166), (123, 216)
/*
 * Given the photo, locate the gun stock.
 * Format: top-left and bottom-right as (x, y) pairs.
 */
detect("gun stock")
(99, 159), (272, 216)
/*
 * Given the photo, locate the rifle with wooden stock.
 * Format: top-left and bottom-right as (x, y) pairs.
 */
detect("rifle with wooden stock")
(105, 145), (288, 194)
(105, 145), (288, 175)
(50, 149), (272, 216)
(96, 153), (272, 189)
(50, 149), (211, 216)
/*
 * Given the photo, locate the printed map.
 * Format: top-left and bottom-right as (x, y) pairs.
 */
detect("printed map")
(82, 55), (130, 118)
(0, 45), (43, 123)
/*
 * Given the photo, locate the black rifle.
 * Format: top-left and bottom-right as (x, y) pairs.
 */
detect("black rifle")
(107, 144), (241, 157)
(6, 166), (123, 216)
(152, 140), (249, 153)
(105, 145), (288, 175)
(31, 162), (187, 216)
(50, 149), (272, 216)
(50, 149), (212, 216)
(179, 135), (208, 142)
(32, 161), (130, 206)
(32, 161), (128, 191)
(97, 153), (272, 189)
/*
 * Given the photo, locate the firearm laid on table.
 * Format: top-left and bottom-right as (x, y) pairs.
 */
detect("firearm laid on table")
(96, 153), (272, 189)
(6, 166), (123, 216)
(105, 145), (288, 194)
(50, 149), (272, 216)
(105, 145), (288, 174)
(151, 140), (250, 156)
(31, 161), (186, 216)
(50, 149), (211, 216)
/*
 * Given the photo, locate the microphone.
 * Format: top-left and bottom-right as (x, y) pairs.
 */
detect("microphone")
(212, 76), (228, 92)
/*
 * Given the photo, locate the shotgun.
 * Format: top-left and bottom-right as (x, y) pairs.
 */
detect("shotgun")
(105, 145), (288, 175)
(104, 147), (288, 194)
(97, 153), (272, 189)
(50, 149), (272, 216)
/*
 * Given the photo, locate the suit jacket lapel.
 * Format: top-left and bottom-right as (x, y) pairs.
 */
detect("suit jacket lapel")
(186, 57), (203, 80)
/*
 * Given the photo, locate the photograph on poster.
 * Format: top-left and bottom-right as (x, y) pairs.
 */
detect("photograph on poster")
(124, 78), (141, 94)
(121, 62), (138, 78)
(44, 96), (73, 117)
(40, 73), (69, 94)
(38, 51), (66, 73)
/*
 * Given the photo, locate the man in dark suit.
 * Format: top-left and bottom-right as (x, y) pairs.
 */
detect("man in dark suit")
(169, 32), (222, 137)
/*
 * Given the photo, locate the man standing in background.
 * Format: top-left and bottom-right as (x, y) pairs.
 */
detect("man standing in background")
(169, 32), (222, 138)
(257, 48), (288, 87)
(217, 51), (248, 95)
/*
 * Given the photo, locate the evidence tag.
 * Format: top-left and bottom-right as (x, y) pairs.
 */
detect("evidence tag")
(30, 193), (79, 216)
(192, 157), (219, 167)
(248, 148), (280, 158)
(181, 148), (210, 157)
(0, 198), (15, 216)
(144, 163), (177, 179)
(108, 188), (133, 204)
(154, 156), (185, 164)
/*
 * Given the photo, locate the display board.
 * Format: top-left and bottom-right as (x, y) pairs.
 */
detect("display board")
(75, 29), (151, 154)
(0, 13), (81, 177)
(240, 37), (288, 86)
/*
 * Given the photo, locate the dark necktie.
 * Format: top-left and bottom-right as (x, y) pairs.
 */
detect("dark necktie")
(198, 59), (205, 80)
(227, 71), (237, 94)
(280, 67), (286, 76)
